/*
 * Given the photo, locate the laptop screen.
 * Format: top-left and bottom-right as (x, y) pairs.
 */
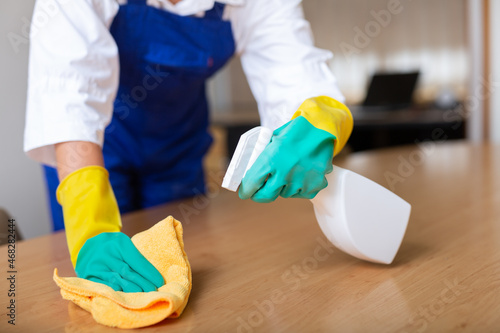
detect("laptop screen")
(362, 71), (420, 109)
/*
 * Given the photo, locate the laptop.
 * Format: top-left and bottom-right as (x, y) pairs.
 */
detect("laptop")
(361, 71), (420, 110)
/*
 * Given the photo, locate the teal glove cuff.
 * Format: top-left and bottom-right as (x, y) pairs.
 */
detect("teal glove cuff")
(75, 232), (164, 293)
(239, 116), (335, 203)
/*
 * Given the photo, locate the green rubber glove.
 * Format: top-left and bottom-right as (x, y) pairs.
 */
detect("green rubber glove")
(239, 116), (335, 203)
(75, 232), (165, 293)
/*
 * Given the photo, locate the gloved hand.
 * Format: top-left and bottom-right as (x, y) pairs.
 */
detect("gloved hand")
(75, 232), (164, 292)
(57, 166), (164, 292)
(239, 96), (353, 203)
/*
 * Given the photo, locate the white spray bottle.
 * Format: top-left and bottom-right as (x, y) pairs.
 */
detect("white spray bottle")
(222, 127), (411, 264)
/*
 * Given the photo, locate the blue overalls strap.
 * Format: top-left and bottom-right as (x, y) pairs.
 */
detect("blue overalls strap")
(127, 0), (146, 4)
(204, 2), (226, 20)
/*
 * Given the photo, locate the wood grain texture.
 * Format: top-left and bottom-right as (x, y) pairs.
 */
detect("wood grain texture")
(1, 141), (499, 332)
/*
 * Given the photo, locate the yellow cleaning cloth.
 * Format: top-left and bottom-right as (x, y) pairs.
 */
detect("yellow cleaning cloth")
(53, 216), (192, 329)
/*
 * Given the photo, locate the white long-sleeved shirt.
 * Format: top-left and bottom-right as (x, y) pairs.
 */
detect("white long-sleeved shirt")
(24, 0), (345, 167)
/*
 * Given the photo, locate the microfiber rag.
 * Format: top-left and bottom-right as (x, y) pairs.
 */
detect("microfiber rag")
(53, 216), (192, 329)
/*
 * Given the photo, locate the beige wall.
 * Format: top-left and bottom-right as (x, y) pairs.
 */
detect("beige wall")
(0, 0), (51, 239)
(489, 0), (500, 143)
(227, 0), (468, 107)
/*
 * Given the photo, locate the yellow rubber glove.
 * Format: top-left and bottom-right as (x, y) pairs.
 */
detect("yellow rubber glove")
(291, 96), (353, 157)
(56, 166), (122, 267)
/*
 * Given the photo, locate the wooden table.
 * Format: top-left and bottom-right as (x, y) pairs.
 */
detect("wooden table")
(2, 142), (499, 332)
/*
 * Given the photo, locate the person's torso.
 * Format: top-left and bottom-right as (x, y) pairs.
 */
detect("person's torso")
(104, 0), (235, 170)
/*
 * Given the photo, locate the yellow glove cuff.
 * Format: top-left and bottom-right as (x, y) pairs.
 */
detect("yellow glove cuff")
(292, 96), (353, 156)
(56, 166), (122, 267)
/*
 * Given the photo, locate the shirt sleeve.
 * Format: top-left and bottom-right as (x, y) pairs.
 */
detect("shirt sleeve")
(24, 0), (120, 167)
(227, 0), (345, 130)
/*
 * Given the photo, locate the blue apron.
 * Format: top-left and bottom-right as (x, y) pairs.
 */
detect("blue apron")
(44, 0), (235, 230)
